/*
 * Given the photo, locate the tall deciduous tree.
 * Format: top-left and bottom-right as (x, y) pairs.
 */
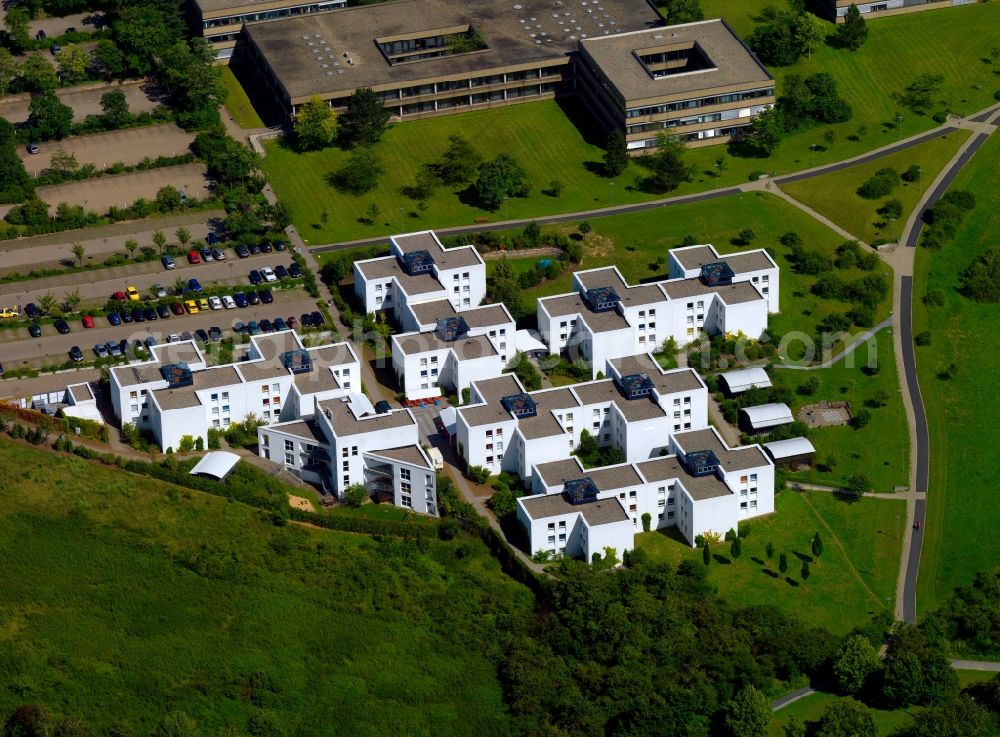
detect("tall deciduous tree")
(727, 685), (770, 737)
(742, 106), (782, 157)
(603, 129), (629, 177)
(0, 48), (18, 97)
(294, 95), (338, 150)
(57, 45), (91, 85)
(474, 154), (530, 210)
(21, 53), (59, 92)
(834, 635), (882, 695)
(642, 133), (693, 194)
(27, 91), (74, 141)
(657, 0), (703, 24)
(836, 4), (868, 51)
(334, 147), (385, 194)
(815, 699), (876, 737)
(100, 90), (131, 129)
(437, 134), (482, 185)
(339, 87), (391, 146)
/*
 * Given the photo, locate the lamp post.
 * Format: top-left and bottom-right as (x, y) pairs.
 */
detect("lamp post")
(398, 207), (404, 232)
(896, 114), (903, 141)
(609, 180), (615, 206)
(810, 143), (817, 167)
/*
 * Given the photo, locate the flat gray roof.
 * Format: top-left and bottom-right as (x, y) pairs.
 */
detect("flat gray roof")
(580, 18), (772, 104)
(68, 382), (94, 403)
(521, 492), (629, 525)
(111, 342), (202, 386)
(355, 256), (446, 295)
(635, 456), (731, 500)
(246, 0), (662, 101)
(394, 332), (497, 357)
(575, 267), (668, 308)
(660, 277), (763, 304)
(672, 245), (775, 274)
(539, 293), (632, 333)
(152, 365), (243, 411)
(518, 386), (580, 440)
(268, 418), (327, 444)
(571, 379), (665, 422)
(672, 428), (769, 471)
(319, 397), (415, 434)
(368, 444), (431, 469)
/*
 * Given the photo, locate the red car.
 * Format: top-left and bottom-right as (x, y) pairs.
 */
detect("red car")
(187, 250), (201, 264)
(82, 315), (95, 328)
(285, 316), (298, 330)
(170, 302), (185, 316)
(112, 290), (126, 301)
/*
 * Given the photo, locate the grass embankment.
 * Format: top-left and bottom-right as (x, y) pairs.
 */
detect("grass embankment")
(636, 489), (904, 634)
(220, 65), (265, 129)
(769, 691), (916, 737)
(781, 130), (970, 243)
(913, 132), (1000, 617)
(0, 438), (532, 735)
(262, 3), (1000, 244)
(770, 329), (909, 492)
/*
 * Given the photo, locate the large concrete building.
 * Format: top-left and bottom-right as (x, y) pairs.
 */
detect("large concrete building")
(818, 0), (975, 22)
(191, 0), (346, 59)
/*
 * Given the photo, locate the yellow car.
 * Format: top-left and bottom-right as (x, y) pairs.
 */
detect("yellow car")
(185, 300), (199, 314)
(198, 298), (210, 312)
(0, 307), (19, 319)
(126, 286), (140, 301)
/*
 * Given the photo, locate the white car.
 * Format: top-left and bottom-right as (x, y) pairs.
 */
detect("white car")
(152, 284), (168, 298)
(260, 266), (277, 283)
(222, 295), (236, 309)
(167, 333), (180, 343)
(208, 295), (223, 310)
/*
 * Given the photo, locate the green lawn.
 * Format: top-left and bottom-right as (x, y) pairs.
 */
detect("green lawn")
(220, 65), (265, 129)
(0, 438), (532, 735)
(782, 130), (970, 244)
(636, 489), (905, 634)
(477, 191), (893, 348)
(264, 4), (1000, 244)
(770, 328), (909, 492)
(913, 132), (1000, 617)
(769, 692), (917, 737)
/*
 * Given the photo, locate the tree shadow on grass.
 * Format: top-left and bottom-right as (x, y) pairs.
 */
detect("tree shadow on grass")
(713, 554), (732, 565)
(786, 577), (800, 587)
(751, 557), (765, 565)
(762, 568), (779, 578)
(794, 551), (815, 563)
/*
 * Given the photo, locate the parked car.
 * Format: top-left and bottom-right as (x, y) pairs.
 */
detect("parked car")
(288, 262), (302, 279)
(206, 233), (220, 245)
(274, 241), (287, 252)
(208, 296), (223, 310)
(260, 242), (273, 253)
(212, 248), (226, 261)
(274, 265), (289, 280)
(106, 341), (123, 357)
(170, 302), (185, 316)
(258, 289), (273, 304)
(162, 255), (175, 270)
(247, 321), (261, 335)
(208, 326), (223, 342)
(194, 329), (209, 343)
(69, 346), (83, 361)
(198, 298), (210, 312)
(28, 323), (42, 338)
(120, 310), (133, 324)
(187, 250), (201, 264)
(50, 42), (62, 55)
(152, 284), (168, 298)
(94, 343), (109, 358)
(55, 319), (71, 334)
(249, 243), (261, 255)
(131, 307), (145, 323)
(232, 321), (246, 334)
(119, 338), (129, 355)
(185, 300), (199, 314)
(248, 270), (262, 285)
(310, 310), (325, 326)
(143, 307), (158, 321)
(156, 304), (170, 319)
(222, 295), (236, 309)
(235, 244), (250, 259)
(82, 315), (95, 329)
(233, 293), (248, 308)
(200, 247), (214, 262)
(112, 291), (127, 301)
(126, 286), (140, 301)
(133, 339), (147, 355)
(246, 291), (260, 306)
(259, 319), (273, 333)
(27, 142), (40, 155)
(286, 316), (297, 330)
(145, 336), (158, 348)
(300, 313), (313, 328)
(167, 333), (180, 343)
(187, 278), (202, 292)
(24, 303), (40, 319)
(273, 317), (287, 331)
(107, 311), (122, 326)
(260, 266), (277, 283)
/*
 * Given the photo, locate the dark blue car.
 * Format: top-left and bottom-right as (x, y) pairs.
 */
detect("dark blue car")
(107, 311), (122, 326)
(188, 278), (202, 292)
(233, 292), (248, 308)
(248, 270), (262, 285)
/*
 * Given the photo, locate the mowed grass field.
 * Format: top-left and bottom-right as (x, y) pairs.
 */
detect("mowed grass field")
(0, 439), (532, 736)
(913, 132), (1000, 617)
(771, 329), (910, 492)
(636, 489), (905, 634)
(768, 692), (917, 737)
(472, 191), (893, 345)
(782, 130), (970, 244)
(260, 3), (1000, 243)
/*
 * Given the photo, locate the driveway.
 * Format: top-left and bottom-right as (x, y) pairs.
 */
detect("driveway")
(0, 81), (161, 126)
(34, 162), (210, 213)
(0, 291), (320, 367)
(18, 124), (195, 174)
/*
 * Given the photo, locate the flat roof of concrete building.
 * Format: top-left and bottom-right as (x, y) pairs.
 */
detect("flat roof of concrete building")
(267, 418), (327, 444)
(394, 332), (497, 357)
(318, 397), (415, 434)
(410, 299), (456, 324)
(152, 365), (243, 411)
(518, 386), (580, 440)
(521, 492), (629, 525)
(355, 256), (448, 295)
(635, 456), (732, 500)
(246, 0), (662, 102)
(672, 245), (776, 274)
(579, 18), (772, 104)
(539, 293), (632, 333)
(571, 379), (665, 422)
(111, 342), (202, 386)
(68, 382), (95, 403)
(672, 427), (769, 471)
(660, 277), (763, 304)
(575, 267), (668, 308)
(368, 444), (432, 469)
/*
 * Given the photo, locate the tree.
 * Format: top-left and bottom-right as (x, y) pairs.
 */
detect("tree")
(846, 474), (871, 494)
(3, 7), (31, 53)
(779, 552), (789, 574)
(641, 512), (651, 533)
(883, 651), (924, 707)
(22, 53), (60, 92)
(27, 91), (74, 141)
(156, 186), (182, 212)
(766, 541), (775, 559)
(294, 95), (338, 150)
(124, 238), (138, 259)
(730, 537), (742, 559)
(642, 133), (693, 194)
(71, 242), (86, 267)
(149, 711), (200, 737)
(877, 199), (903, 221)
(783, 716), (806, 737)
(741, 106), (782, 156)
(57, 45), (91, 85)
(437, 134), (481, 184)
(812, 531), (823, 558)
(158, 39), (225, 128)
(49, 149), (79, 175)
(192, 131), (261, 187)
(0, 48), (18, 98)
(702, 541), (711, 566)
(603, 129), (629, 177)
(344, 483), (368, 507)
(63, 288), (81, 312)
(100, 90), (131, 128)
(334, 147), (385, 194)
(4, 704), (52, 737)
(815, 699), (876, 737)
(523, 221), (541, 246)
(152, 230), (167, 254)
(178, 435), (195, 453)
(714, 154), (726, 179)
(801, 561), (810, 580)
(726, 685), (770, 737)
(113, 6), (174, 77)
(175, 227), (191, 247)
(93, 40), (124, 80)
(834, 634), (882, 695)
(493, 255), (515, 282)
(339, 86), (391, 146)
(474, 154), (530, 210)
(39, 292), (57, 315)
(836, 4), (868, 51)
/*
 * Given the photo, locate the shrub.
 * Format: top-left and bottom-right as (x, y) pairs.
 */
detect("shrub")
(901, 164), (922, 183)
(467, 465), (491, 484)
(915, 331), (932, 346)
(857, 168), (900, 199)
(343, 483), (368, 507)
(850, 408), (872, 429)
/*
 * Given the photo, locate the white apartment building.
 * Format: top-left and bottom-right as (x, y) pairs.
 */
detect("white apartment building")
(519, 424), (774, 556)
(518, 489), (634, 563)
(537, 245), (777, 378)
(108, 331), (360, 451)
(259, 393), (438, 515)
(455, 353), (708, 481)
(390, 301), (515, 400)
(353, 230), (486, 319)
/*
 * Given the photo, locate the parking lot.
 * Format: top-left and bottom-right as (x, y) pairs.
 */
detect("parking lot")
(28, 11), (103, 39)
(19, 124), (196, 174)
(34, 162), (211, 213)
(0, 82), (161, 126)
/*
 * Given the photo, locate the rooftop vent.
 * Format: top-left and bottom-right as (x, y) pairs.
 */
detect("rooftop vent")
(280, 349), (313, 374)
(399, 249), (435, 275)
(501, 393), (537, 418)
(582, 286), (620, 312)
(615, 373), (655, 400)
(563, 477), (600, 504)
(435, 316), (470, 342)
(680, 449), (721, 477)
(159, 362), (192, 388)
(699, 261), (735, 287)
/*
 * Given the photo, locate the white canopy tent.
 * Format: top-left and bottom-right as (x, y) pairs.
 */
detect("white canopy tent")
(189, 451), (241, 480)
